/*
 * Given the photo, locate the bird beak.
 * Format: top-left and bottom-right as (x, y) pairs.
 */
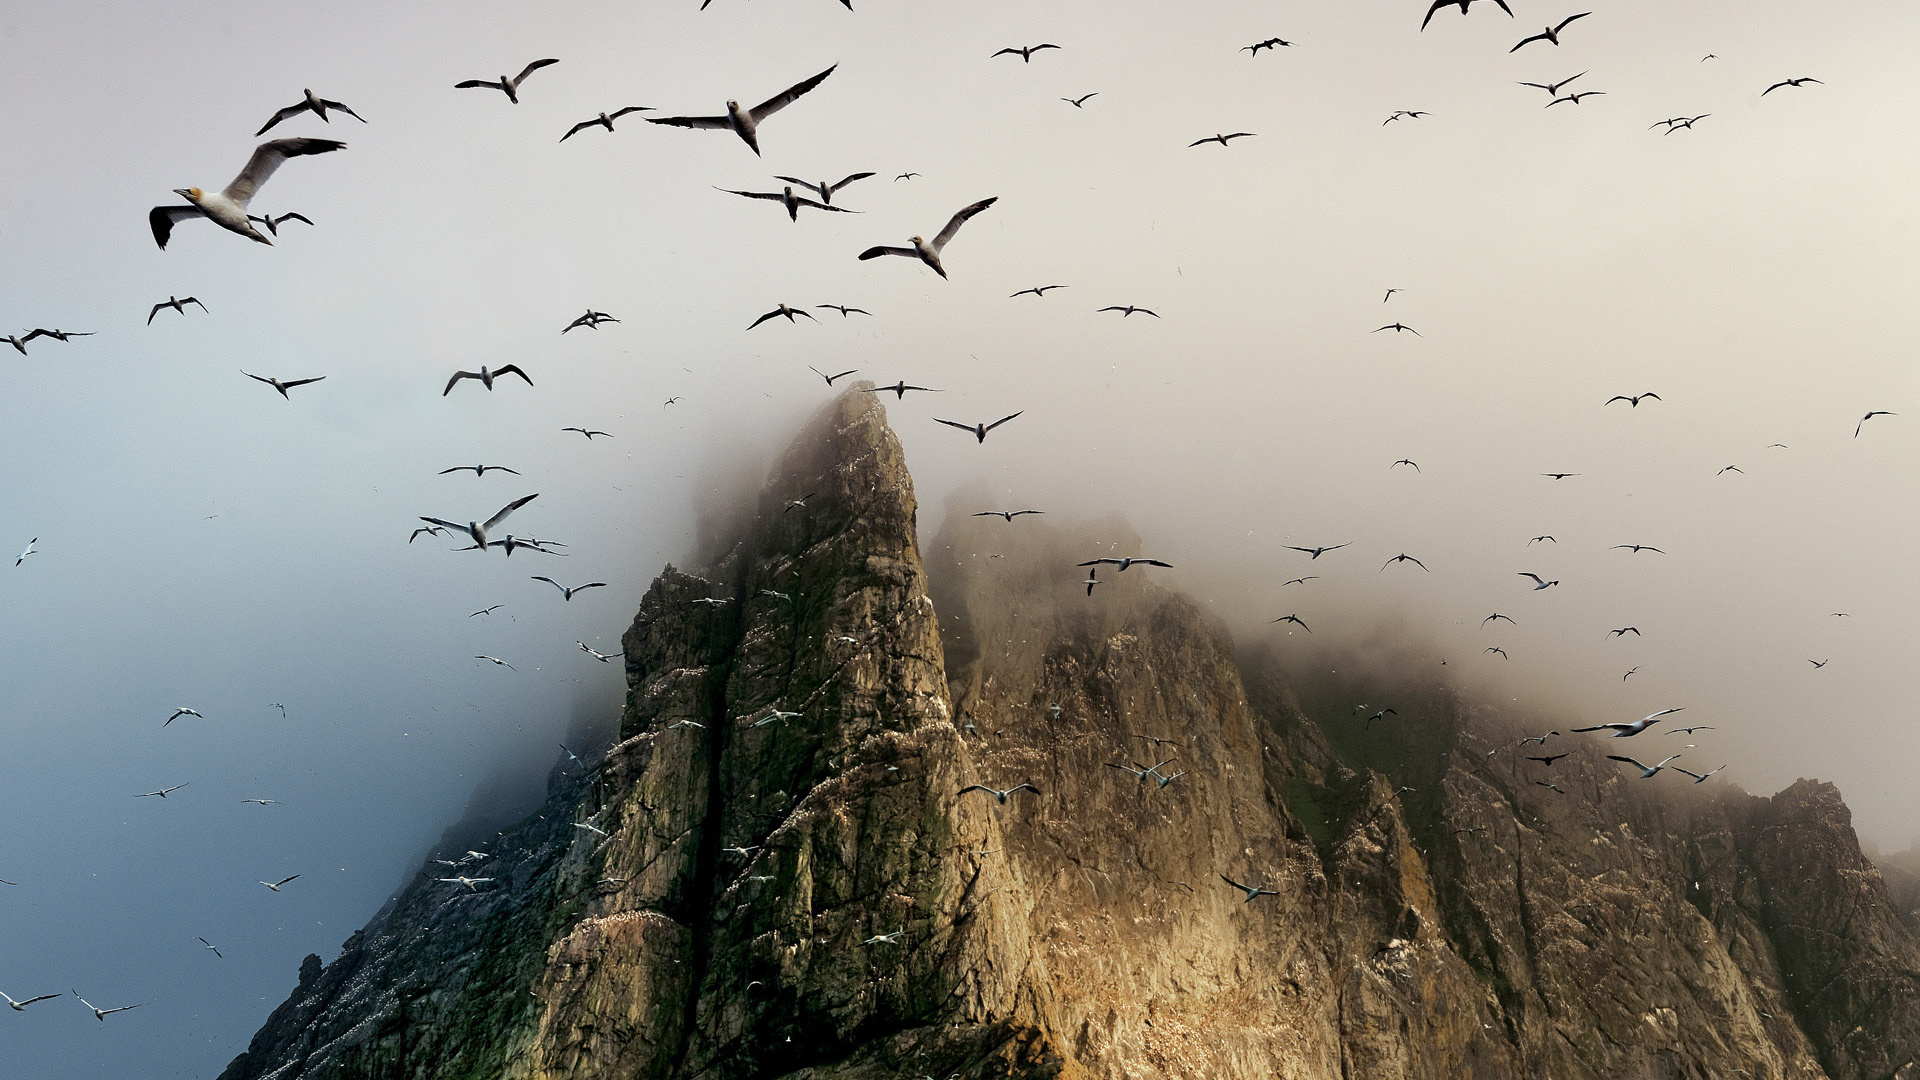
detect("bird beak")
(173, 188), (194, 200)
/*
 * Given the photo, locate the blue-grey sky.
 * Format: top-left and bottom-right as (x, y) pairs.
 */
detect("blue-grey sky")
(3, 0), (1918, 1074)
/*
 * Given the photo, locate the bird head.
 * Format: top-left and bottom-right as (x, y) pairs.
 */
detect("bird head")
(176, 187), (203, 203)
(910, 235), (925, 245)
(726, 99), (742, 112)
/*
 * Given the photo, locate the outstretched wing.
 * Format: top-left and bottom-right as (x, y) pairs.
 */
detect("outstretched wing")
(931, 196), (998, 251)
(222, 137), (346, 206)
(443, 371), (476, 396)
(983, 411), (1023, 433)
(772, 176), (824, 196)
(957, 785), (993, 796)
(255, 103), (309, 137)
(932, 418), (976, 433)
(1554, 11), (1591, 32)
(513, 58), (560, 85)
(149, 205), (206, 250)
(749, 64), (837, 122)
(648, 113), (732, 129)
(560, 119), (596, 142)
(829, 171), (875, 191)
(419, 517), (476, 540)
(281, 376), (325, 390)
(719, 187), (784, 203)
(483, 494), (539, 532)
(1078, 558), (1121, 567)
(796, 195), (854, 213)
(858, 245), (918, 260)
(494, 364), (534, 386)
(532, 576), (565, 593)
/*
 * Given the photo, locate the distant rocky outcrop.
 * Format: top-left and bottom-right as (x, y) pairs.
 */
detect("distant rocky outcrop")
(220, 387), (1920, 1080)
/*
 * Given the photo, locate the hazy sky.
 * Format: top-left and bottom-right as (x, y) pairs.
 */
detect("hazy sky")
(4, 0), (1919, 1074)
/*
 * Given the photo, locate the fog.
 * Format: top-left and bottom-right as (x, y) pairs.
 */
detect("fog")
(3, 0), (1918, 1074)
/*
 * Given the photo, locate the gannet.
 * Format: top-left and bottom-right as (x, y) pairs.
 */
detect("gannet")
(861, 380), (942, 399)
(241, 371), (325, 398)
(443, 365), (532, 396)
(163, 707), (203, 727)
(1518, 572), (1558, 590)
(858, 197), (997, 279)
(73, 994), (142, 1021)
(438, 876), (493, 891)
(958, 783), (1040, 804)
(1011, 285), (1068, 297)
(934, 412), (1022, 443)
(1518, 71), (1586, 97)
(258, 874), (300, 891)
(246, 211), (313, 236)
(1079, 557), (1171, 572)
(577, 641), (621, 663)
(817, 304), (870, 317)
(1421, 0), (1512, 31)
(1607, 753), (1681, 779)
(1673, 765), (1726, 784)
(561, 427), (612, 439)
(2, 991), (60, 1010)
(455, 59), (559, 104)
(419, 493), (538, 551)
(1272, 614), (1311, 632)
(136, 783), (189, 798)
(241, 798), (279, 805)
(1285, 543), (1349, 559)
(1189, 132), (1255, 147)
(574, 821), (608, 837)
(1547, 91), (1605, 106)
(1856, 411), (1895, 437)
(748, 303), (817, 329)
(532, 576), (606, 601)
(1374, 322), (1422, 335)
(1082, 568), (1102, 595)
(1511, 12), (1591, 51)
(149, 138), (346, 249)
(973, 510), (1044, 521)
(860, 931), (905, 945)
(148, 296), (208, 323)
(1062, 93), (1098, 107)
(750, 709), (800, 728)
(562, 310), (618, 333)
(719, 185), (854, 222)
(1605, 392), (1660, 407)
(198, 937), (223, 959)
(561, 106), (654, 141)
(1574, 707), (1683, 738)
(992, 44), (1061, 62)
(648, 65), (837, 156)
(772, 171), (874, 206)
(1381, 553), (1429, 571)
(1763, 77), (1823, 95)
(809, 366), (859, 385)
(441, 465), (520, 476)
(1098, 305), (1160, 317)
(15, 538), (35, 566)
(474, 655), (516, 670)
(1220, 874), (1280, 901)
(1243, 38), (1292, 54)
(256, 89), (365, 135)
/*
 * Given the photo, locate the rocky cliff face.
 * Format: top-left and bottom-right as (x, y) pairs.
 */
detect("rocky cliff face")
(220, 388), (1920, 1080)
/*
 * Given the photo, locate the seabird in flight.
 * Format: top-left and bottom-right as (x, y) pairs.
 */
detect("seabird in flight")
(1669, 725), (1716, 735)
(935, 413), (1022, 443)
(1381, 553), (1429, 572)
(816, 304), (871, 317)
(773, 172), (874, 205)
(578, 641), (621, 663)
(562, 310), (618, 332)
(198, 937), (223, 959)
(1605, 392), (1660, 407)
(1012, 285), (1068, 297)
(1484, 613), (1515, 625)
(808, 366), (859, 385)
(1098, 305), (1160, 318)
(258, 874), (300, 891)
(532, 576), (606, 601)
(1190, 132), (1256, 147)
(1574, 707), (1683, 738)
(1242, 38), (1292, 54)
(137, 783), (189, 798)
(455, 59), (559, 104)
(858, 197), (997, 279)
(1106, 759), (1176, 784)
(441, 465), (520, 477)
(973, 510), (1043, 521)
(1762, 77), (1823, 95)
(1079, 557), (1172, 572)
(1623, 667), (1639, 682)
(1220, 874), (1280, 901)
(1374, 323), (1421, 335)
(149, 138), (345, 249)
(1528, 753), (1570, 766)
(1421, 0), (1512, 31)
(648, 65), (837, 156)
(1613, 544), (1664, 554)
(1808, 658), (1829, 669)
(1283, 576), (1317, 586)
(163, 707), (203, 727)
(15, 538), (36, 566)
(1610, 627), (1641, 637)
(1529, 535), (1556, 545)
(719, 185), (855, 222)
(1673, 765), (1726, 784)
(443, 365), (532, 396)
(1272, 614), (1311, 632)
(748, 303), (817, 329)
(1392, 459), (1420, 472)
(1518, 71), (1586, 96)
(419, 493), (538, 551)
(474, 655), (516, 670)
(561, 106), (654, 141)
(1485, 647), (1508, 659)
(256, 89), (365, 135)
(1547, 91), (1605, 106)
(1542, 472), (1579, 480)
(437, 876), (494, 891)
(1081, 568), (1102, 595)
(992, 44), (1061, 62)
(1062, 93), (1099, 107)
(562, 427), (612, 439)
(958, 784), (1040, 804)
(1383, 288), (1402, 302)
(1519, 572), (1558, 590)
(1718, 465), (1743, 475)
(246, 211), (313, 236)
(1285, 543), (1349, 559)
(241, 371), (325, 398)
(863, 380), (943, 399)
(784, 493), (816, 513)
(1608, 753), (1681, 779)
(74, 994), (142, 1021)
(1856, 411), (1895, 437)
(2, 991), (60, 1010)
(1382, 111), (1430, 125)
(148, 296), (208, 323)
(1511, 12), (1592, 52)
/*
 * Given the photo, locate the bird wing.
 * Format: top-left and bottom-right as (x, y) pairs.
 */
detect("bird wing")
(858, 245), (918, 260)
(274, 874), (300, 887)
(532, 576), (564, 593)
(576, 582), (608, 591)
(1010, 784), (1040, 795)
(1519, 572), (1545, 584)
(255, 103), (309, 137)
(149, 205), (206, 250)
(747, 309), (783, 329)
(484, 493), (539, 532)
(1219, 874), (1253, 892)
(419, 517), (474, 540)
(933, 418), (977, 433)
(983, 411), (1023, 433)
(18, 993), (60, 1006)
(513, 59), (560, 85)
(1510, 30), (1551, 51)
(749, 64), (837, 122)
(1137, 558), (1173, 567)
(1606, 755), (1649, 769)
(720, 187), (785, 202)
(494, 364), (534, 385)
(991, 47), (1023, 57)
(1572, 723), (1626, 733)
(648, 113), (733, 129)
(443, 371), (477, 396)
(320, 99), (365, 122)
(241, 371), (274, 387)
(930, 197), (998, 251)
(222, 137), (347, 206)
(772, 176), (824, 196)
(281, 376), (326, 389)
(1420, 0), (1448, 29)
(829, 171), (874, 191)
(274, 212), (314, 227)
(1671, 767), (1706, 781)
(1078, 558), (1122, 567)
(797, 195), (853, 213)
(560, 120), (596, 142)
(957, 785), (993, 796)
(1555, 11), (1591, 31)
(455, 79), (505, 91)
(608, 106), (652, 120)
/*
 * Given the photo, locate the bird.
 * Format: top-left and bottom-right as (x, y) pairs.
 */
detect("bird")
(443, 365), (532, 396)
(1608, 754), (1681, 779)
(1106, 759), (1176, 784)
(1610, 627), (1641, 637)
(1392, 459), (1421, 472)
(958, 784), (1039, 804)
(1535, 782), (1565, 794)
(1763, 77), (1823, 95)
(475, 655), (516, 670)
(437, 876), (494, 891)
(1485, 647), (1508, 659)
(748, 303), (817, 329)
(1062, 93), (1099, 107)
(455, 59), (559, 104)
(137, 783), (189, 798)
(3, 991), (60, 1010)
(1011, 285), (1068, 297)
(1190, 132), (1256, 147)
(18, 328), (95, 345)
(773, 172), (875, 206)
(1673, 765), (1726, 784)
(1529, 535), (1557, 545)
(1519, 573), (1558, 590)
(1134, 734), (1181, 749)
(648, 65), (836, 156)
(1541, 472), (1580, 480)
(1809, 658), (1830, 669)
(1718, 465), (1743, 475)
(1575, 707), (1683, 738)
(895, 172), (920, 181)
(198, 937), (223, 959)
(858, 197), (997, 279)
(1613, 544), (1664, 554)
(1220, 874), (1280, 901)
(1511, 12), (1591, 51)
(163, 707), (203, 727)
(750, 709), (801, 728)
(410, 526), (450, 544)
(1363, 708), (1399, 731)
(816, 304), (871, 317)
(1081, 568), (1102, 595)
(441, 465), (521, 479)
(1382, 111), (1431, 125)
(1528, 753), (1570, 766)
(73, 994), (141, 1021)
(935, 413), (1022, 443)
(1243, 37), (1292, 54)
(1547, 91), (1605, 106)
(562, 310), (618, 333)
(14, 538), (36, 567)
(1520, 731), (1560, 746)
(562, 427), (613, 439)
(1151, 770), (1187, 789)
(860, 932), (906, 946)
(574, 821), (608, 837)
(973, 510), (1044, 522)
(784, 493), (816, 513)
(992, 44), (1061, 62)
(1382, 288), (1402, 302)
(1078, 557), (1172, 572)
(420, 494), (537, 552)
(1374, 323), (1421, 335)
(1421, 0), (1513, 31)
(241, 798), (279, 805)
(1855, 411), (1895, 437)
(1659, 114), (1711, 133)
(258, 874), (300, 891)
(246, 211), (313, 236)
(1605, 392), (1660, 407)
(862, 381), (942, 399)
(719, 186), (855, 222)
(256, 89), (366, 135)
(577, 642), (621, 663)
(1518, 71), (1586, 96)
(1098, 305), (1160, 318)
(1286, 543), (1349, 559)
(561, 106), (654, 141)
(1272, 614), (1311, 633)
(532, 576), (606, 601)
(149, 138), (345, 248)
(721, 845), (760, 858)
(1622, 667), (1639, 682)
(1282, 576), (1317, 586)
(241, 371), (325, 399)
(1484, 613), (1516, 626)
(1381, 553), (1429, 572)
(147, 296), (208, 323)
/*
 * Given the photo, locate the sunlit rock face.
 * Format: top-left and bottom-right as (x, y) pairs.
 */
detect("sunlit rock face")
(221, 387), (1920, 1080)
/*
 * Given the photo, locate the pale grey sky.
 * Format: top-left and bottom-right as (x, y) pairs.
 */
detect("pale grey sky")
(3, 0), (1918, 1074)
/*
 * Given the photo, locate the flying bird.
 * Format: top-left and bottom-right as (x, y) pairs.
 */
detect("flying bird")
(443, 365), (532, 396)
(1421, 0), (1513, 31)
(163, 707), (203, 727)
(857, 196), (997, 279)
(1718, 465), (1743, 475)
(1282, 576), (1317, 586)
(258, 874), (300, 891)
(1605, 392), (1660, 407)
(1529, 535), (1556, 545)
(808, 366), (859, 385)
(1242, 37), (1293, 54)
(454, 59), (559, 104)
(1190, 132), (1256, 147)
(1272, 614), (1311, 632)
(648, 64), (837, 156)
(1484, 613), (1515, 625)
(1511, 12), (1592, 51)
(719, 185), (855, 222)
(1098, 305), (1160, 318)
(783, 494), (816, 513)
(816, 304), (871, 317)
(438, 876), (494, 891)
(1673, 765), (1726, 784)
(241, 371), (325, 398)
(1219, 874), (1280, 901)
(773, 172), (874, 205)
(15, 538), (36, 566)
(1623, 667), (1639, 682)
(1608, 753), (1681, 779)
(1808, 658), (1829, 669)
(1392, 459), (1420, 472)
(1528, 753), (1570, 766)
(2, 991), (60, 1011)
(1382, 111), (1431, 125)
(532, 576), (606, 601)
(561, 106), (654, 141)
(1374, 323), (1422, 335)
(1106, 759), (1176, 784)
(960, 783), (1039, 805)
(561, 427), (613, 439)
(1575, 707), (1683, 738)
(934, 413), (1022, 443)
(149, 137), (346, 248)
(17, 328), (95, 345)
(748, 303), (817, 329)
(577, 641), (621, 663)
(1485, 647), (1508, 659)
(973, 510), (1044, 521)
(256, 89), (365, 135)
(562, 310), (618, 332)
(992, 44), (1061, 62)
(246, 211), (313, 236)
(1762, 77), (1823, 95)
(1285, 543), (1349, 559)
(1518, 71), (1586, 96)
(1078, 557), (1172, 572)
(1381, 553), (1429, 572)
(419, 493), (538, 551)
(474, 655), (516, 670)
(862, 380), (942, 399)
(1536, 781), (1564, 793)
(1383, 288), (1402, 302)
(1541, 473), (1579, 480)
(1613, 544), (1664, 554)
(1547, 91), (1605, 106)
(198, 937), (223, 959)
(148, 296), (208, 323)
(1011, 285), (1068, 297)
(1610, 627), (1641, 637)
(1519, 573), (1558, 590)
(1062, 93), (1099, 107)
(441, 465), (520, 476)
(74, 994), (142, 1021)
(1081, 568), (1102, 595)
(895, 172), (920, 181)
(1855, 411), (1895, 437)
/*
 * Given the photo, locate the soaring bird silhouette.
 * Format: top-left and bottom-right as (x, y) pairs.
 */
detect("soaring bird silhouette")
(1421, 0), (1512, 31)
(1608, 753), (1681, 779)
(241, 371), (325, 398)
(992, 44), (1061, 62)
(532, 576), (606, 601)
(773, 172), (875, 205)
(150, 138), (345, 249)
(561, 106), (654, 141)
(719, 186), (856, 222)
(1220, 874), (1281, 901)
(148, 296), (208, 323)
(1575, 708), (1683, 738)
(256, 89), (366, 135)
(958, 783), (1039, 804)
(455, 59), (559, 104)
(1190, 132), (1256, 147)
(1511, 12), (1591, 51)
(1763, 77), (1823, 95)
(443, 365), (532, 396)
(935, 413), (1022, 443)
(858, 197), (997, 279)
(648, 65), (837, 156)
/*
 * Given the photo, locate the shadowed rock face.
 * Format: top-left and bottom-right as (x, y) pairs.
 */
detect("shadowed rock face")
(221, 388), (1920, 1080)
